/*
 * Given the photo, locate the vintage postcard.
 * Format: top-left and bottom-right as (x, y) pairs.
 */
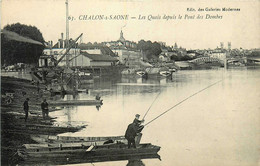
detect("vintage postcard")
(1, 0), (259, 165)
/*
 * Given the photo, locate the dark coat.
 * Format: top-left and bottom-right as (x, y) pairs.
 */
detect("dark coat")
(125, 123), (138, 140)
(41, 101), (48, 111)
(133, 118), (142, 125)
(23, 101), (29, 110)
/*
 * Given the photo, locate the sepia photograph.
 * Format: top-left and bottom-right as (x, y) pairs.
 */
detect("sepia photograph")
(1, 0), (259, 165)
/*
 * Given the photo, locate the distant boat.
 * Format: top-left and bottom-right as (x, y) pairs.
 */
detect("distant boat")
(121, 68), (147, 78)
(159, 70), (172, 77)
(145, 67), (172, 78)
(136, 70), (148, 78)
(78, 71), (94, 84)
(168, 67), (177, 73)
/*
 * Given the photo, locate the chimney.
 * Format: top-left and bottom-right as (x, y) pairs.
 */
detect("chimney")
(61, 33), (64, 48)
(58, 39), (61, 48)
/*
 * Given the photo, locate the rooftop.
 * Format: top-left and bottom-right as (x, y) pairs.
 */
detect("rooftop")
(78, 44), (117, 57)
(81, 52), (118, 62)
(1, 29), (43, 45)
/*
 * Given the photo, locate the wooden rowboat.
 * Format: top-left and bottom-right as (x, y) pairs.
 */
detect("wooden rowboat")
(48, 99), (103, 106)
(121, 69), (148, 78)
(159, 70), (172, 77)
(17, 133), (160, 164)
(145, 67), (173, 78)
(30, 134), (127, 144)
(17, 142), (160, 165)
(4, 124), (86, 135)
(17, 133), (160, 165)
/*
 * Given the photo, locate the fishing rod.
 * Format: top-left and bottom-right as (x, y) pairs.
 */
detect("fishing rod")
(144, 79), (223, 127)
(142, 91), (162, 120)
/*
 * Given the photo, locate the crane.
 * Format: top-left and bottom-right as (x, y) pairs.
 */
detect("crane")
(55, 33), (83, 66)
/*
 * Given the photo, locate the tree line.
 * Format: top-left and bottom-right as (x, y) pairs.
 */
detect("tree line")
(1, 23), (45, 66)
(137, 40), (162, 60)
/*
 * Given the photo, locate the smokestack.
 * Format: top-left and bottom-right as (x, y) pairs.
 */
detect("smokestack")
(61, 33), (64, 48)
(58, 39), (61, 48)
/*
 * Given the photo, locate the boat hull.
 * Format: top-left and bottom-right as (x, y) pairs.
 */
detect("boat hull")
(30, 134), (127, 144)
(18, 143), (160, 165)
(145, 67), (172, 78)
(121, 69), (148, 78)
(3, 124), (85, 135)
(49, 100), (103, 106)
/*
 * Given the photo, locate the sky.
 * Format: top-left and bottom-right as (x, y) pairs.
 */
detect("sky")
(1, 0), (260, 49)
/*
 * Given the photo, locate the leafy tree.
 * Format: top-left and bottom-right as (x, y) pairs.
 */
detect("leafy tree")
(86, 42), (93, 46)
(137, 40), (162, 60)
(137, 40), (146, 50)
(1, 23), (45, 65)
(248, 50), (260, 58)
(170, 54), (180, 61)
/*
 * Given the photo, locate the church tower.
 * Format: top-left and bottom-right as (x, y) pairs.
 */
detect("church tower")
(119, 30), (125, 42)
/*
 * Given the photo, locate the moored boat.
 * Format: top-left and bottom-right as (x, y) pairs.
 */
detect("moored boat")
(136, 70), (148, 78)
(17, 133), (160, 165)
(48, 99), (103, 106)
(4, 123), (86, 135)
(17, 143), (160, 165)
(145, 67), (172, 78)
(30, 134), (127, 144)
(121, 68), (147, 78)
(78, 71), (94, 84)
(159, 70), (172, 77)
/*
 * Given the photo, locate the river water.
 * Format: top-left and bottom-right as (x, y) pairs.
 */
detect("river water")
(4, 68), (259, 166)
(48, 67), (260, 166)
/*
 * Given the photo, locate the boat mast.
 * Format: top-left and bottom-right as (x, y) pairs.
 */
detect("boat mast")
(65, 0), (69, 66)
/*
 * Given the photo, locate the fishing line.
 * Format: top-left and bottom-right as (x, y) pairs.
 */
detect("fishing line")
(142, 91), (162, 120)
(144, 79), (223, 127)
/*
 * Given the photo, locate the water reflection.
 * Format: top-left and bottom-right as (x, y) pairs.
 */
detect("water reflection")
(126, 160), (145, 166)
(19, 153), (160, 166)
(120, 76), (173, 85)
(96, 105), (101, 111)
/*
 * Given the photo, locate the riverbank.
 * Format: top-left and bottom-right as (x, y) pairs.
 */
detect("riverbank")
(1, 76), (85, 165)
